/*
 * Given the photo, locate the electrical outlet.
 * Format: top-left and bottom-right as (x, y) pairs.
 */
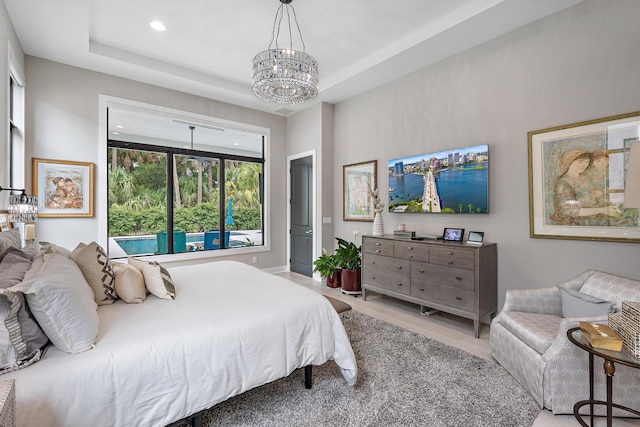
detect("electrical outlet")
(252, 256), (258, 263)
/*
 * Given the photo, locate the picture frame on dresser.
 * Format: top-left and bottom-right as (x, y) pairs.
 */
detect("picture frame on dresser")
(343, 160), (377, 222)
(528, 111), (640, 242)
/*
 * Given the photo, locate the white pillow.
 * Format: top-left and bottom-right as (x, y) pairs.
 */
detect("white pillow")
(11, 253), (98, 353)
(111, 262), (146, 304)
(128, 257), (175, 300)
(70, 242), (116, 305)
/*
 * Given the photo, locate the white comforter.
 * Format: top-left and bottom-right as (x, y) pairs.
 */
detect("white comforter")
(4, 261), (357, 426)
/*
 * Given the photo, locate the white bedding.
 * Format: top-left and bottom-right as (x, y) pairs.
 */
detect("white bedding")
(3, 260), (357, 426)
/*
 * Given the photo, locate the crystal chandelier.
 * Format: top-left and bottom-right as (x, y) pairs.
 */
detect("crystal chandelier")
(1, 186), (38, 223)
(252, 0), (319, 104)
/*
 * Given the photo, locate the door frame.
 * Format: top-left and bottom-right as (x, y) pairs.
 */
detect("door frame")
(287, 150), (320, 279)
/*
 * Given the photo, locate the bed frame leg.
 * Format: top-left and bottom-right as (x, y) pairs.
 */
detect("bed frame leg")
(190, 413), (203, 427)
(304, 365), (313, 389)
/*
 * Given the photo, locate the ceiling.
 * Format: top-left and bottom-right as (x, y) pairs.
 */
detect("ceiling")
(4, 0), (583, 117)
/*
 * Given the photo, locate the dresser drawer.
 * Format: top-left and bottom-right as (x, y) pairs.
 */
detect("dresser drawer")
(363, 254), (410, 278)
(363, 237), (394, 257)
(411, 282), (475, 312)
(411, 261), (474, 291)
(362, 268), (411, 296)
(393, 241), (429, 262)
(430, 247), (475, 270)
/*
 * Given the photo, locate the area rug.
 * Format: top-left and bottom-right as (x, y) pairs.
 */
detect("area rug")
(201, 310), (540, 426)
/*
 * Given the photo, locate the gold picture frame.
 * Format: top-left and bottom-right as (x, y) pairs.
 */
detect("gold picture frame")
(528, 111), (640, 242)
(343, 160), (377, 222)
(0, 213), (12, 231)
(32, 158), (94, 217)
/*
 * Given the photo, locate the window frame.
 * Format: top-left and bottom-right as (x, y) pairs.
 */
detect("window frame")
(99, 96), (271, 261)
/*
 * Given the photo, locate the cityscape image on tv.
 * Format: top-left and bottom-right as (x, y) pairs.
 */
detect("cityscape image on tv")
(388, 144), (489, 214)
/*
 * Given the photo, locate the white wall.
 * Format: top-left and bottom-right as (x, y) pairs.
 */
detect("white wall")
(24, 57), (288, 269)
(332, 0), (640, 308)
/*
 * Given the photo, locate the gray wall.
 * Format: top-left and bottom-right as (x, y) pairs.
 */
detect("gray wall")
(332, 0), (640, 308)
(24, 57), (287, 269)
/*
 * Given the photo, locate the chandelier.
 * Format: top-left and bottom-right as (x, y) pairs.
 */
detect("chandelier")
(0, 186), (38, 223)
(252, 0), (319, 104)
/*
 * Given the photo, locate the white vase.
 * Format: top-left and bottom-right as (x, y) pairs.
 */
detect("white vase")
(372, 209), (384, 236)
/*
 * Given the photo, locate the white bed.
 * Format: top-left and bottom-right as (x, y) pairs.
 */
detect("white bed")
(3, 260), (357, 426)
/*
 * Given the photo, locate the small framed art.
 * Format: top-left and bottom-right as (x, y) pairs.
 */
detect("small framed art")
(343, 160), (377, 222)
(33, 158), (94, 217)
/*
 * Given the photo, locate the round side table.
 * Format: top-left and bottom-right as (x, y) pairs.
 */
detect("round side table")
(567, 327), (640, 427)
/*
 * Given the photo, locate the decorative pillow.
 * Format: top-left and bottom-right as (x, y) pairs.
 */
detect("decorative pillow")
(111, 262), (146, 304)
(560, 287), (614, 318)
(38, 241), (73, 257)
(128, 257), (176, 300)
(0, 229), (21, 254)
(0, 251), (49, 373)
(70, 242), (116, 305)
(11, 253), (99, 353)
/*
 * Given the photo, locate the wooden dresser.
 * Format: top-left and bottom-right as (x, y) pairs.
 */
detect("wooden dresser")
(361, 235), (497, 337)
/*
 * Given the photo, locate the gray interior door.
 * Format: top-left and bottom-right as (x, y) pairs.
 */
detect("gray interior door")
(290, 156), (313, 276)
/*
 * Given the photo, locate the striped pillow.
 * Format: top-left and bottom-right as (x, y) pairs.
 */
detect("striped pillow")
(128, 257), (175, 300)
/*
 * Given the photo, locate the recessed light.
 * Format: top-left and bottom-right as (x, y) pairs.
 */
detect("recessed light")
(112, 131), (120, 135)
(115, 124), (124, 129)
(150, 21), (167, 31)
(233, 143), (240, 146)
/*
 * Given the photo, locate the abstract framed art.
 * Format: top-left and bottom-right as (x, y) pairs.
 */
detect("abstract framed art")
(32, 158), (94, 217)
(528, 111), (640, 242)
(343, 160), (377, 222)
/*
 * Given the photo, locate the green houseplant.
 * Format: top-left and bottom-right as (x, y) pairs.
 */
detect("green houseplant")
(335, 231), (362, 295)
(312, 249), (341, 288)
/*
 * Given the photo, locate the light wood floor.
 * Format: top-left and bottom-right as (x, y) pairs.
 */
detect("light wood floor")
(278, 271), (640, 427)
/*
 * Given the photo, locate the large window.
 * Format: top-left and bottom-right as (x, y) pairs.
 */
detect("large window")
(106, 107), (264, 259)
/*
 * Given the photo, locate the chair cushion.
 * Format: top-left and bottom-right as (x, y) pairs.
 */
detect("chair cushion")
(499, 311), (563, 355)
(578, 271), (640, 312)
(559, 288), (614, 318)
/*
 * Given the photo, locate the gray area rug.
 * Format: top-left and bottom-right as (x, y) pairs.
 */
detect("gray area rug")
(201, 310), (539, 426)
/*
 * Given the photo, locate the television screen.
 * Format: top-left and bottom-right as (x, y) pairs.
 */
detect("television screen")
(388, 144), (489, 214)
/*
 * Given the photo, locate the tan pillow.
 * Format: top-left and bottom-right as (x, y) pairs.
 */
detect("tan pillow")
(111, 262), (146, 304)
(70, 242), (116, 305)
(38, 241), (72, 258)
(128, 257), (175, 300)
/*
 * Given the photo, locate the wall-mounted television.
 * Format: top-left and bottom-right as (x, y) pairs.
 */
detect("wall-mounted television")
(388, 144), (489, 214)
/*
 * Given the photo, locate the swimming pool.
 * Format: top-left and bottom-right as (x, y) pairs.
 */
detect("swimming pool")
(114, 231), (247, 256)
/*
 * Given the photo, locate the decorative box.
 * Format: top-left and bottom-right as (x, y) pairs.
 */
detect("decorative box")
(393, 230), (415, 239)
(621, 301), (640, 327)
(579, 321), (623, 351)
(608, 312), (640, 357)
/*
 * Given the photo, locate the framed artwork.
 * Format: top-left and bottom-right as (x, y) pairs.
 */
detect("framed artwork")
(32, 158), (94, 217)
(0, 213), (11, 231)
(343, 160), (377, 222)
(528, 111), (640, 242)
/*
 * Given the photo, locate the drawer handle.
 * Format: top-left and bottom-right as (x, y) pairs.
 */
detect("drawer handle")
(371, 260), (376, 264)
(447, 261), (453, 264)
(376, 250), (381, 253)
(456, 296), (462, 301)
(397, 266), (403, 270)
(407, 246), (413, 250)
(409, 255), (413, 258)
(397, 283), (403, 287)
(372, 276), (376, 280)
(375, 242), (381, 246)
(419, 287), (425, 291)
(448, 251), (454, 255)
(455, 276), (462, 280)
(419, 269), (425, 273)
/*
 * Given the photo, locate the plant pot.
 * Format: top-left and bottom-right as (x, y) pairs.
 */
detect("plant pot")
(341, 269), (362, 295)
(326, 271), (341, 288)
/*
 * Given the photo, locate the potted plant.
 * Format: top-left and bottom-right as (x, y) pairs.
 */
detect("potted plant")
(335, 231), (362, 295)
(313, 249), (341, 288)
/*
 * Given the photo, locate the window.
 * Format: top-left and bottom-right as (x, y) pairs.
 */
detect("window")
(7, 55), (25, 195)
(106, 107), (265, 259)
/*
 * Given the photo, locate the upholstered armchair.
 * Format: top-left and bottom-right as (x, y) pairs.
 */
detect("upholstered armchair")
(490, 269), (640, 415)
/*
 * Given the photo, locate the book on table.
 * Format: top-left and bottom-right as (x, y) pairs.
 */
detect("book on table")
(579, 321), (623, 351)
